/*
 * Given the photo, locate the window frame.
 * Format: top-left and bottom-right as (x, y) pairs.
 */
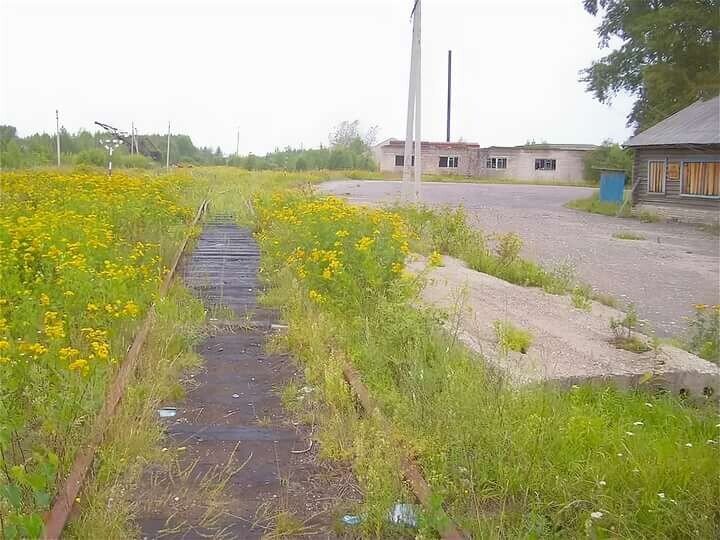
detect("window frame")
(534, 158), (557, 171)
(647, 160), (666, 194)
(394, 154), (415, 167)
(679, 159), (720, 199)
(486, 156), (508, 169)
(439, 155), (459, 168)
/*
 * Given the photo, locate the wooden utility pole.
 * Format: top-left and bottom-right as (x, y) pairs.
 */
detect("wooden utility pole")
(402, 0), (422, 203)
(166, 122), (171, 170)
(55, 109), (61, 167)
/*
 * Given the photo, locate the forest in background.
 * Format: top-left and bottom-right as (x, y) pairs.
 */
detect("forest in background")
(0, 120), (378, 171)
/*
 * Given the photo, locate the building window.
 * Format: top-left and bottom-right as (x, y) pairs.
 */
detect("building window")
(439, 156), (459, 168)
(394, 154), (415, 166)
(681, 161), (720, 197)
(648, 161), (665, 194)
(486, 157), (507, 169)
(534, 158), (556, 171)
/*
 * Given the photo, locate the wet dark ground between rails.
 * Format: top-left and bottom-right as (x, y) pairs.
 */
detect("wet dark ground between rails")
(135, 216), (360, 539)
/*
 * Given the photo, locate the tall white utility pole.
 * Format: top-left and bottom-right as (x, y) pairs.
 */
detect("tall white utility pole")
(166, 122), (171, 170)
(236, 127), (240, 157)
(55, 109), (61, 167)
(412, 0), (422, 202)
(402, 0), (422, 203)
(130, 121), (135, 155)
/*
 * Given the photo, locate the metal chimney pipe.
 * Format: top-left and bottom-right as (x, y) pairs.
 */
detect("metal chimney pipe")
(446, 50), (452, 142)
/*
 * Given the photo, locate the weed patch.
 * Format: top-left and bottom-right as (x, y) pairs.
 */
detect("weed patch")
(255, 187), (720, 538)
(565, 192), (631, 217)
(610, 305), (651, 353)
(493, 320), (533, 354)
(571, 284), (593, 310)
(0, 169), (203, 535)
(612, 230), (646, 240)
(687, 304), (720, 364)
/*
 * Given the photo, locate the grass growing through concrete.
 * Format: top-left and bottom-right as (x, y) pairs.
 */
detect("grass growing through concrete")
(493, 320), (533, 354)
(254, 188), (720, 538)
(390, 205), (552, 289)
(612, 230), (646, 240)
(687, 305), (720, 365)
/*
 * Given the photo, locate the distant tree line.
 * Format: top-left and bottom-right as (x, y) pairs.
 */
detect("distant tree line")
(0, 125), (226, 169)
(227, 120), (378, 171)
(0, 120), (378, 172)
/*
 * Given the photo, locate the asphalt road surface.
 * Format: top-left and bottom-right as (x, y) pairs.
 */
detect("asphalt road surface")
(320, 180), (720, 337)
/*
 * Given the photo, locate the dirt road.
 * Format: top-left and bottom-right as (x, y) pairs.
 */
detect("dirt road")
(320, 180), (720, 337)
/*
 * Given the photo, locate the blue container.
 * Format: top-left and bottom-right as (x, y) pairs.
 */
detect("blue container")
(599, 171), (626, 204)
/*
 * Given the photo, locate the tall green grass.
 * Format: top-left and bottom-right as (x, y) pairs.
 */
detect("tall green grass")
(255, 188), (720, 538)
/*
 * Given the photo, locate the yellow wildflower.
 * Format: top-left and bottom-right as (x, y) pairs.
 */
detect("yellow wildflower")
(355, 236), (375, 252)
(123, 301), (140, 318)
(68, 358), (89, 373)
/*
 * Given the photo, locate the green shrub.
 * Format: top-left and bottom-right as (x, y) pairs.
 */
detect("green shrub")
(571, 284), (593, 310)
(687, 305), (720, 364)
(542, 261), (576, 295)
(495, 232), (523, 265)
(494, 320), (533, 354)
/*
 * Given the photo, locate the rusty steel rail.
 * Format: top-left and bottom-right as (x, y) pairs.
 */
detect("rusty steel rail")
(43, 200), (209, 539)
(342, 363), (467, 540)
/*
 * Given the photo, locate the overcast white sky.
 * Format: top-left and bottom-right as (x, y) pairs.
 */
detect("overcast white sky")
(0, 0), (635, 155)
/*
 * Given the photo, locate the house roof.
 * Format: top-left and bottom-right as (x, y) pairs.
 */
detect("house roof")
(624, 96), (720, 147)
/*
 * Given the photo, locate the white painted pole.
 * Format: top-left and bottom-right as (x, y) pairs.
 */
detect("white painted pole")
(55, 109), (61, 167)
(131, 122), (135, 155)
(413, 0), (422, 203)
(166, 122), (171, 170)
(402, 2), (419, 202)
(236, 127), (240, 157)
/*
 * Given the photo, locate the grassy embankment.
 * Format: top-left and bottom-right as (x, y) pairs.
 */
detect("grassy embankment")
(253, 185), (719, 538)
(65, 167), (349, 537)
(0, 168), (216, 538)
(3, 167), (715, 537)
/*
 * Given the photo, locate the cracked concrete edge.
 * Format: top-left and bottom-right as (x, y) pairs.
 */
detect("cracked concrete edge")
(408, 254), (720, 401)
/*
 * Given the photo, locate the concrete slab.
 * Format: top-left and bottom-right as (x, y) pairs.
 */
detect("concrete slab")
(410, 255), (720, 400)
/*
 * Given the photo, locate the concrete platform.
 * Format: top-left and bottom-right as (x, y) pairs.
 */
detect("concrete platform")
(411, 255), (720, 400)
